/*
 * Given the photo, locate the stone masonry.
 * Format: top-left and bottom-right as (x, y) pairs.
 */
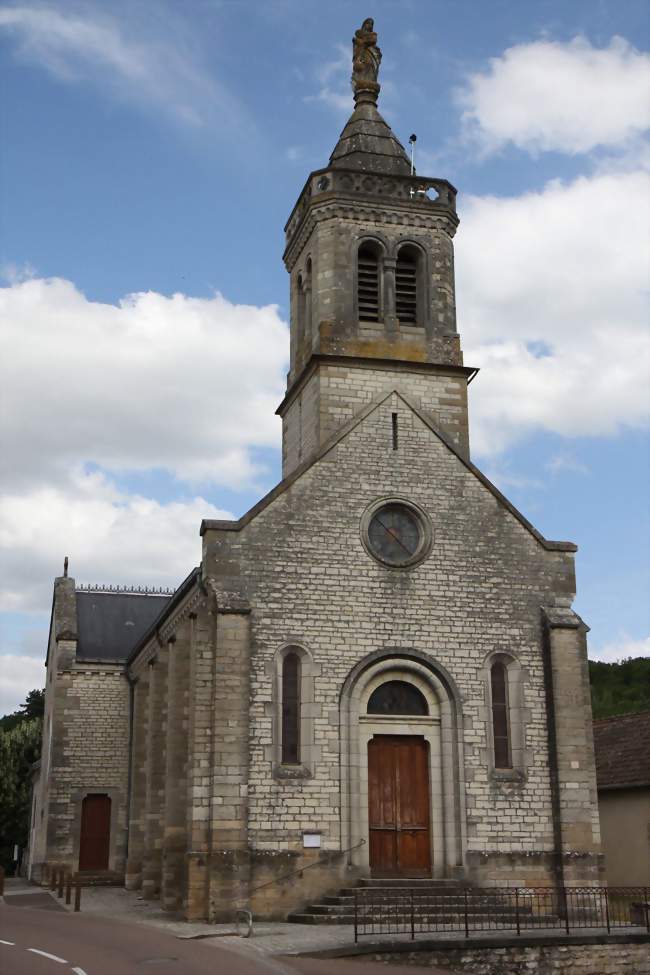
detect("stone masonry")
(30, 21), (604, 923)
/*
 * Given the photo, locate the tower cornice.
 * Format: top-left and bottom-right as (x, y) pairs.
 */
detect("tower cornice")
(283, 166), (458, 268)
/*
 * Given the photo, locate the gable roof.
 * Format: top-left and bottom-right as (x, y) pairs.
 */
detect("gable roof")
(75, 590), (173, 662)
(201, 388), (576, 553)
(593, 710), (650, 791)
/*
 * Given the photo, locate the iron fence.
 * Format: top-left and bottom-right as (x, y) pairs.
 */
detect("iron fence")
(353, 886), (650, 941)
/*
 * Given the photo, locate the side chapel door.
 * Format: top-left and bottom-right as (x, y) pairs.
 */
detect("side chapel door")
(78, 794), (111, 871)
(368, 735), (431, 876)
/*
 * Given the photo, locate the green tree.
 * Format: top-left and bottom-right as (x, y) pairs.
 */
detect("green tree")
(589, 657), (650, 719)
(0, 716), (42, 874)
(0, 688), (45, 732)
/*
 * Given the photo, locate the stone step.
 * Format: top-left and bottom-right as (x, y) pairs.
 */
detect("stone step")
(75, 871), (124, 887)
(358, 878), (467, 888)
(303, 902), (535, 918)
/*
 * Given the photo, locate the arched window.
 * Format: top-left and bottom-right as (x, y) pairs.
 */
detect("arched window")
(357, 242), (381, 322)
(395, 245), (419, 324)
(490, 661), (511, 768)
(367, 680), (428, 716)
(281, 651), (301, 764)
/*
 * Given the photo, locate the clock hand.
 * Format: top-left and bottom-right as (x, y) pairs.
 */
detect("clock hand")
(374, 516), (414, 556)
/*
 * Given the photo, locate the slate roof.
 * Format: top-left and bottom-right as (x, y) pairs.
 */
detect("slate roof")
(593, 710), (650, 791)
(329, 101), (411, 176)
(75, 590), (172, 662)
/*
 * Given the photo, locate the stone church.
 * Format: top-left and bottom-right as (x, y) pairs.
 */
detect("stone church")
(28, 20), (603, 920)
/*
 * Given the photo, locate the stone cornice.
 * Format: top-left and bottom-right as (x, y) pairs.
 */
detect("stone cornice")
(276, 353), (475, 417)
(284, 198), (457, 271)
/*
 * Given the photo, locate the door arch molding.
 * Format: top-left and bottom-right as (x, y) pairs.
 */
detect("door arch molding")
(340, 649), (466, 878)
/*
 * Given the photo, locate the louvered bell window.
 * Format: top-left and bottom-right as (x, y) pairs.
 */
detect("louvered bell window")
(396, 248), (418, 324)
(358, 243), (380, 322)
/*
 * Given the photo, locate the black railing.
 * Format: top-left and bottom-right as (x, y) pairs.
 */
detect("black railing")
(353, 886), (650, 941)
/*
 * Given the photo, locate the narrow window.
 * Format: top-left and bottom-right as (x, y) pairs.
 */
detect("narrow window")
(281, 652), (301, 764)
(391, 412), (398, 450)
(491, 661), (511, 768)
(396, 247), (418, 324)
(358, 243), (380, 321)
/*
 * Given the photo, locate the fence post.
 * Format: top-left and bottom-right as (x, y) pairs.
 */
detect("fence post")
(65, 873), (72, 905)
(410, 888), (415, 941)
(0, 866), (4, 897)
(515, 888), (520, 936)
(50, 867), (56, 891)
(603, 888), (610, 934)
(644, 888), (649, 933)
(57, 869), (64, 898)
(354, 888), (358, 943)
(74, 878), (81, 913)
(464, 888), (469, 938)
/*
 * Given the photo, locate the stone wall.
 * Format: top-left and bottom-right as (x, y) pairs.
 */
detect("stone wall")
(202, 389), (600, 913)
(281, 360), (470, 476)
(44, 664), (129, 875)
(361, 942), (650, 974)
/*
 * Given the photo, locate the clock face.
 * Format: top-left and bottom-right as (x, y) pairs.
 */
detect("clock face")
(367, 503), (423, 566)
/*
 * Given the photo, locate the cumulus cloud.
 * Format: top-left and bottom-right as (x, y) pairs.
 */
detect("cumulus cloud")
(457, 36), (650, 155)
(457, 168), (650, 455)
(589, 635), (650, 663)
(0, 3), (246, 129)
(0, 468), (233, 613)
(1, 277), (288, 491)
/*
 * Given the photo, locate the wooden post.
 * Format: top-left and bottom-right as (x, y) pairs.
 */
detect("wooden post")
(74, 878), (81, 912)
(65, 874), (72, 905)
(50, 867), (56, 891)
(57, 869), (64, 898)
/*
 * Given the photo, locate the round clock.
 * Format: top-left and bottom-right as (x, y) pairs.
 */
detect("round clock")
(362, 499), (430, 567)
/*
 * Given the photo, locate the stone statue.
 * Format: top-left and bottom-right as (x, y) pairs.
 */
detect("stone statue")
(352, 18), (381, 100)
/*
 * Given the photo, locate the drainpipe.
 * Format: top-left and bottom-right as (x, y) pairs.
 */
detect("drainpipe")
(124, 673), (136, 862)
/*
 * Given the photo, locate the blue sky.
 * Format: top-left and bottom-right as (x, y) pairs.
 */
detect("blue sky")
(1, 0), (649, 714)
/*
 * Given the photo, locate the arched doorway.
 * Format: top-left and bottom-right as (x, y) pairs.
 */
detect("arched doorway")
(340, 653), (466, 879)
(79, 794), (111, 872)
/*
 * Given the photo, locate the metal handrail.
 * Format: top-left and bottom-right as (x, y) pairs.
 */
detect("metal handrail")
(235, 838), (366, 937)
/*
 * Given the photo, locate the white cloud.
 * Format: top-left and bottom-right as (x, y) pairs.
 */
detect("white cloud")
(457, 36), (650, 156)
(589, 635), (650, 663)
(0, 4), (245, 129)
(306, 44), (353, 113)
(0, 654), (45, 717)
(457, 168), (650, 455)
(0, 468), (233, 613)
(1, 277), (288, 491)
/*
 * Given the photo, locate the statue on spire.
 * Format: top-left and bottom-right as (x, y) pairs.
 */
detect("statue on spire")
(352, 18), (381, 103)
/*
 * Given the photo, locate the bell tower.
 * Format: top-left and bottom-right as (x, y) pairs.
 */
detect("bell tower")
(278, 19), (474, 476)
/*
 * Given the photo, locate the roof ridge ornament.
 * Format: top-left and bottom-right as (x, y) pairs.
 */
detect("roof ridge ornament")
(352, 17), (381, 105)
(75, 582), (176, 595)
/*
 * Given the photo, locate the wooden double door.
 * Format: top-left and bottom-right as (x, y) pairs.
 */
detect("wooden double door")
(368, 735), (432, 876)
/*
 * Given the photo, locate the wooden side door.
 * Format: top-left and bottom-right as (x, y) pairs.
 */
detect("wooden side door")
(368, 735), (431, 876)
(78, 794), (111, 871)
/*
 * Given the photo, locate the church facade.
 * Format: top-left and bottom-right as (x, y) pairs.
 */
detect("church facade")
(29, 22), (603, 920)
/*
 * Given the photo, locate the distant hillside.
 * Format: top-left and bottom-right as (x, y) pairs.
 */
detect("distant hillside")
(589, 657), (650, 719)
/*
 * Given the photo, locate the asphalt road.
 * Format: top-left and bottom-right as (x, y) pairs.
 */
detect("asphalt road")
(0, 903), (291, 975)
(0, 901), (455, 975)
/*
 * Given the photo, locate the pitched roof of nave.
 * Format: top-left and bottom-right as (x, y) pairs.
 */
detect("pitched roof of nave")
(200, 388), (577, 554)
(593, 710), (650, 791)
(75, 588), (173, 662)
